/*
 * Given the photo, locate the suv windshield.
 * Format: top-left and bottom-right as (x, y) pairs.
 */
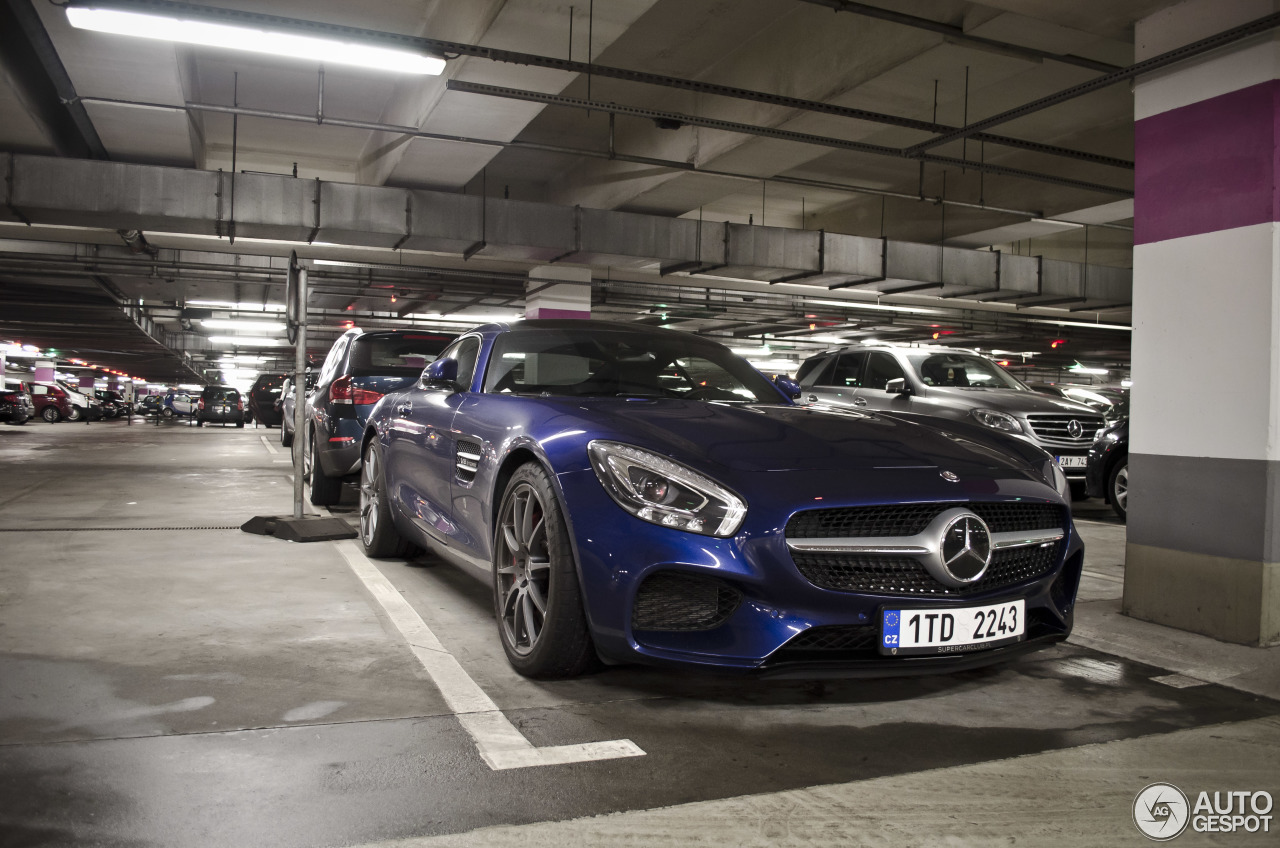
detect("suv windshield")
(904, 352), (1026, 390)
(483, 327), (781, 403)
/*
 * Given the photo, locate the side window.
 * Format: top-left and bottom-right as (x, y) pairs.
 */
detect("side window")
(318, 337), (350, 385)
(795, 355), (830, 386)
(863, 352), (906, 391)
(820, 352), (866, 388)
(32, 385), (46, 396)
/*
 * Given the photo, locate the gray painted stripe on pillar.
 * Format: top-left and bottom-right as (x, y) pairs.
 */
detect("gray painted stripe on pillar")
(1127, 453), (1280, 562)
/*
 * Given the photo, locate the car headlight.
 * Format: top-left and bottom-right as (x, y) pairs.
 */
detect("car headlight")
(972, 408), (1022, 433)
(1042, 458), (1070, 501)
(588, 440), (746, 537)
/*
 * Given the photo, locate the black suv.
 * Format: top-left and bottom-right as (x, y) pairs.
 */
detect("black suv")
(304, 328), (454, 505)
(246, 373), (286, 427)
(197, 386), (246, 427)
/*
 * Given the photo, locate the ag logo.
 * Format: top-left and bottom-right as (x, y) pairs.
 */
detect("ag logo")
(1134, 783), (1190, 841)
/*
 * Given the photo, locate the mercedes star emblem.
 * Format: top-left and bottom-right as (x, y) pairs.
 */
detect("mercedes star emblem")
(1067, 419), (1083, 439)
(939, 514), (993, 583)
(940, 470), (959, 483)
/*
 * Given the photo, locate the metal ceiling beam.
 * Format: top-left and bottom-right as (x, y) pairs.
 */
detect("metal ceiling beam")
(905, 10), (1280, 155)
(447, 81), (1132, 198)
(70, 0), (1128, 170)
(0, 0), (108, 159)
(794, 0), (1124, 73)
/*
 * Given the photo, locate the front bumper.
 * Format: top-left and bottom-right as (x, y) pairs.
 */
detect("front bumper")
(557, 466), (1084, 676)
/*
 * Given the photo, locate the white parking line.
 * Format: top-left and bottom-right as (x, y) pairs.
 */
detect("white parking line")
(334, 539), (645, 770)
(259, 435), (279, 455)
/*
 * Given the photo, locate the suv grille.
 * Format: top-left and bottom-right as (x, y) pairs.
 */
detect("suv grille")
(1025, 413), (1105, 449)
(632, 571), (742, 631)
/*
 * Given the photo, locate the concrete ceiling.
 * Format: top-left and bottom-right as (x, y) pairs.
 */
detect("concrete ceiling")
(0, 0), (1197, 385)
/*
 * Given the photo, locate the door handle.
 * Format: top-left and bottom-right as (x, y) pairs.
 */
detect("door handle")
(854, 397), (867, 407)
(396, 402), (413, 416)
(807, 394), (818, 403)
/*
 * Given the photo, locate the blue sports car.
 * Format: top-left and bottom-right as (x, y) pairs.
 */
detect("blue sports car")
(358, 320), (1083, 678)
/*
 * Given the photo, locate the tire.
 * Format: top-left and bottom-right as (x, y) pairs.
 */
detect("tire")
(305, 431), (343, 506)
(161, 408), (175, 419)
(493, 462), (597, 679)
(196, 420), (203, 427)
(67, 406), (83, 422)
(1108, 460), (1129, 522)
(236, 421), (245, 428)
(41, 406), (60, 423)
(280, 422), (293, 448)
(358, 439), (411, 558)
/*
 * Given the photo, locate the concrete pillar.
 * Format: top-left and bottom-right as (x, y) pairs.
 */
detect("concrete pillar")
(1126, 0), (1280, 646)
(34, 360), (54, 383)
(525, 265), (591, 319)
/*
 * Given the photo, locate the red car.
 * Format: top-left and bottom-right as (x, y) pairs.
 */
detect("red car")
(30, 383), (75, 423)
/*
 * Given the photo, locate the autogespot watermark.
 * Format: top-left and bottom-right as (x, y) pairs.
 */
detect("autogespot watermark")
(1133, 783), (1273, 840)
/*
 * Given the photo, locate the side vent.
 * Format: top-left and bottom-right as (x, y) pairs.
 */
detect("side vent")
(456, 439), (482, 482)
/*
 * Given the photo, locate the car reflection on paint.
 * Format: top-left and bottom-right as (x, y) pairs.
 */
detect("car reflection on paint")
(358, 320), (1084, 679)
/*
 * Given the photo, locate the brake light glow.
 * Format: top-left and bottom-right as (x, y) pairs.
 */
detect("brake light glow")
(329, 375), (384, 405)
(198, 398), (205, 410)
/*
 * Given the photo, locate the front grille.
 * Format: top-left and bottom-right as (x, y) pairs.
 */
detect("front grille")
(786, 502), (1063, 538)
(455, 439), (482, 483)
(632, 571), (742, 631)
(791, 541), (1062, 597)
(1025, 413), (1105, 449)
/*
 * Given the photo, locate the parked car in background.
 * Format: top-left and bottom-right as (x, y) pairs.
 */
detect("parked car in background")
(276, 372), (315, 448)
(797, 345), (1105, 492)
(358, 320), (1081, 679)
(94, 389), (127, 418)
(1029, 383), (1129, 421)
(304, 328), (454, 505)
(197, 387), (245, 427)
(30, 383), (75, 422)
(161, 391), (199, 419)
(54, 381), (103, 421)
(1, 379), (33, 425)
(135, 394), (163, 416)
(1086, 417), (1129, 521)
(246, 373), (286, 427)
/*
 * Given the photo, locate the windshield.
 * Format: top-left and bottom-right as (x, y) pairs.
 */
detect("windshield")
(483, 327), (783, 403)
(905, 352), (1026, 391)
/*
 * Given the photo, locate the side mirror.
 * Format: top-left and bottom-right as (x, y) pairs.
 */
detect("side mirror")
(773, 375), (802, 399)
(885, 377), (912, 396)
(422, 357), (459, 389)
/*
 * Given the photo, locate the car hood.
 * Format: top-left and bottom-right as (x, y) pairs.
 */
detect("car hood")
(544, 398), (1039, 476)
(922, 386), (1098, 415)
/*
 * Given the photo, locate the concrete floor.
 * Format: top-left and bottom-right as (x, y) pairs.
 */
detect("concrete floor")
(0, 419), (1276, 847)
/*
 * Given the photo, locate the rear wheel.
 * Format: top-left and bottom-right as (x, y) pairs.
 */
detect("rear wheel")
(493, 462), (596, 679)
(1108, 460), (1129, 522)
(359, 440), (410, 558)
(161, 408), (174, 419)
(305, 431), (343, 506)
(41, 407), (59, 423)
(280, 421), (293, 447)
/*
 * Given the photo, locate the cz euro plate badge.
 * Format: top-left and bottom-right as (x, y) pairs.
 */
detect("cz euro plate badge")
(880, 599), (1025, 656)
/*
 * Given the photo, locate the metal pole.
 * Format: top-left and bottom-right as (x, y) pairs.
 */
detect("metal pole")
(292, 267), (308, 520)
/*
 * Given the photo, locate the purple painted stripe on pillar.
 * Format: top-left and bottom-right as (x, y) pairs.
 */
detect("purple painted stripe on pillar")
(1135, 80), (1280, 245)
(527, 308), (591, 320)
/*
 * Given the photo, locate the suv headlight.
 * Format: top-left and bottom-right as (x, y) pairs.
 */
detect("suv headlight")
(588, 441), (746, 537)
(972, 408), (1022, 433)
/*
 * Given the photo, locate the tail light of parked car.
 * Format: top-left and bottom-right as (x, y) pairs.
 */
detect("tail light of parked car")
(329, 375), (384, 405)
(237, 398), (244, 410)
(198, 398), (205, 410)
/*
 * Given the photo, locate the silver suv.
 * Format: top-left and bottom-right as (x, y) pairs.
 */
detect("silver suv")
(796, 345), (1105, 482)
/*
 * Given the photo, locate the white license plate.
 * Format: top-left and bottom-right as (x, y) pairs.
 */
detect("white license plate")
(1056, 455), (1088, 469)
(880, 599), (1025, 656)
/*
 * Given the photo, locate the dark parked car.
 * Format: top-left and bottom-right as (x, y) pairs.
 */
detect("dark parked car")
(357, 320), (1082, 679)
(94, 389), (127, 418)
(1, 380), (33, 425)
(29, 382), (74, 422)
(1086, 417), (1128, 521)
(304, 328), (454, 505)
(276, 372), (315, 448)
(196, 387), (246, 427)
(135, 394), (163, 416)
(246, 373), (286, 427)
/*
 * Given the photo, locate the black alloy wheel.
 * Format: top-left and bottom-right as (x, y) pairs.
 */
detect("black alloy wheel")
(493, 462), (596, 678)
(1109, 461), (1129, 522)
(305, 431), (342, 506)
(358, 439), (411, 558)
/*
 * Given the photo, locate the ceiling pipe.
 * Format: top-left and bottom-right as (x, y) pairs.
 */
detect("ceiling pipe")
(794, 1), (1124, 73)
(73, 95), (1135, 229)
(905, 10), (1280, 155)
(68, 0), (1127, 171)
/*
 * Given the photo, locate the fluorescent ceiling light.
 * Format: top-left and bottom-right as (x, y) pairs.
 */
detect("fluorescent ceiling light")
(201, 319), (285, 332)
(1030, 218), (1086, 229)
(731, 345), (772, 356)
(66, 6), (446, 75)
(1068, 364), (1109, 375)
(806, 299), (941, 315)
(187, 300), (285, 312)
(1029, 319), (1131, 331)
(208, 336), (283, 346)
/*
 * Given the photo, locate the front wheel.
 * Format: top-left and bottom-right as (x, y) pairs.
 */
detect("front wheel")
(359, 439), (410, 558)
(493, 463), (597, 679)
(280, 422), (293, 447)
(305, 432), (343, 506)
(1108, 460), (1129, 522)
(41, 407), (60, 423)
(67, 407), (83, 422)
(161, 408), (174, 419)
